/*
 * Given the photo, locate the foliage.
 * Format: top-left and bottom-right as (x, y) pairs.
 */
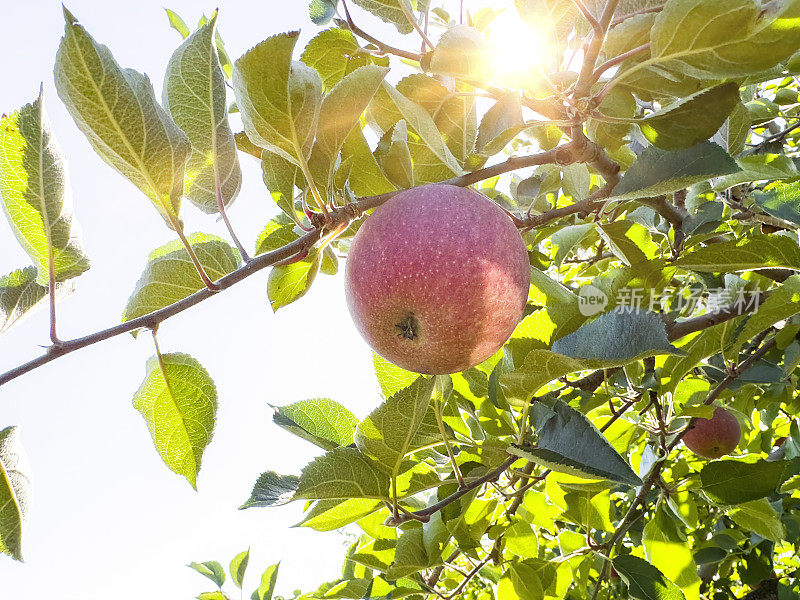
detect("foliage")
(2, 0), (800, 599)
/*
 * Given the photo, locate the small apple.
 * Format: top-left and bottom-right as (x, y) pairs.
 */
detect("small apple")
(344, 184), (530, 375)
(683, 407), (741, 459)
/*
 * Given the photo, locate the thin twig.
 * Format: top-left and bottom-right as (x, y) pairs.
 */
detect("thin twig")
(609, 4), (664, 28)
(590, 43), (650, 85)
(340, 0), (422, 61)
(570, 0), (603, 37)
(397, 0), (434, 49)
(392, 456), (517, 525)
(573, 0), (620, 100)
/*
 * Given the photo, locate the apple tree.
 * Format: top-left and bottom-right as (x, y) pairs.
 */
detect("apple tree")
(2, 0), (800, 598)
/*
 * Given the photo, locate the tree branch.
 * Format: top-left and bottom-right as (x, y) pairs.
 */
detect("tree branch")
(2, 144), (593, 388)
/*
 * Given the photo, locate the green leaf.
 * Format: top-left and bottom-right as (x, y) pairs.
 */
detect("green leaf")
(311, 578), (372, 599)
(54, 8), (190, 229)
(340, 127), (396, 196)
(267, 250), (322, 311)
(163, 13), (241, 213)
(551, 310), (680, 368)
(374, 120), (414, 188)
(612, 554), (686, 600)
(355, 376), (435, 475)
(312, 65), (389, 183)
(255, 215), (298, 256)
(428, 25), (491, 79)
(714, 153), (800, 191)
(613, 0), (800, 96)
(239, 472), (300, 509)
(351, 0), (428, 35)
(673, 235), (800, 272)
(509, 400), (642, 486)
(0, 427), (31, 562)
(232, 32), (322, 166)
(373, 353), (418, 399)
(198, 592), (231, 600)
(230, 549), (249, 589)
(712, 101), (749, 156)
(165, 8), (191, 38)
(132, 353), (217, 489)
(474, 92), (524, 156)
(301, 28), (384, 92)
(728, 499), (786, 541)
(273, 398), (358, 450)
(297, 498), (382, 530)
(379, 82), (462, 175)
(0, 90), (90, 285)
(188, 561), (226, 588)
(505, 522), (539, 558)
(753, 180), (800, 226)
(261, 151), (302, 218)
(734, 275), (800, 348)
(638, 83), (740, 151)
(294, 447), (390, 501)
(610, 142), (740, 200)
(251, 563), (279, 600)
(643, 505), (701, 598)
(309, 0), (338, 25)
(700, 458), (789, 504)
(500, 349), (589, 404)
(0, 267), (73, 337)
(122, 234), (240, 322)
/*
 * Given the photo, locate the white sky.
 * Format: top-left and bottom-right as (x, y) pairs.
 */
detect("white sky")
(0, 1), (402, 598)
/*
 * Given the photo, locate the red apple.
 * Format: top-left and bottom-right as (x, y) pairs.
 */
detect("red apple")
(344, 184), (530, 375)
(683, 407), (741, 459)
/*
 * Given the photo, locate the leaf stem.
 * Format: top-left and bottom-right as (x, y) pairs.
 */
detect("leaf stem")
(433, 375), (465, 488)
(47, 246), (61, 345)
(214, 172), (250, 262)
(168, 214), (220, 291)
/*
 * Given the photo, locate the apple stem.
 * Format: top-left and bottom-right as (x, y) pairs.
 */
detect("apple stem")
(433, 375), (465, 489)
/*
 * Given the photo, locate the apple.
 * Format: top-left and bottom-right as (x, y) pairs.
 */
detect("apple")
(344, 184), (530, 374)
(682, 407), (741, 459)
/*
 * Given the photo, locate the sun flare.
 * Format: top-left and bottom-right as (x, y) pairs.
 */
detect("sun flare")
(483, 5), (553, 85)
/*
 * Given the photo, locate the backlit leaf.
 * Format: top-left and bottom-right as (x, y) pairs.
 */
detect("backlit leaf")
(233, 32), (322, 166)
(122, 234), (240, 322)
(355, 376), (435, 475)
(273, 398), (358, 450)
(0, 427), (32, 562)
(674, 235), (800, 272)
(54, 8), (190, 229)
(163, 13), (241, 213)
(294, 447), (390, 501)
(267, 250), (322, 311)
(0, 90), (89, 285)
(0, 267), (73, 337)
(132, 353), (217, 488)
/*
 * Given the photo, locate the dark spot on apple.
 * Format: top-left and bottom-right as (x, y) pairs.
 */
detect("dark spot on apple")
(395, 313), (418, 341)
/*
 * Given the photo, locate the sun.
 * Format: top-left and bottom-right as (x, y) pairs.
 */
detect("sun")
(482, 2), (554, 86)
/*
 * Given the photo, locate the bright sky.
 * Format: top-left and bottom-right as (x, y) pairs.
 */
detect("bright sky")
(0, 1), (390, 598)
